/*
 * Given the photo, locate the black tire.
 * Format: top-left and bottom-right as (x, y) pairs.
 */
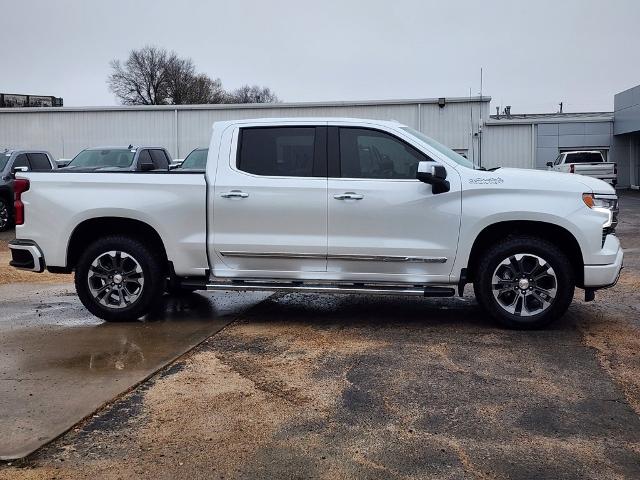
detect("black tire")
(473, 236), (575, 329)
(75, 235), (164, 322)
(0, 198), (12, 232)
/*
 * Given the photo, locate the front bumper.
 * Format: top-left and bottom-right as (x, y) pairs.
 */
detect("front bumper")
(583, 239), (623, 288)
(8, 240), (45, 273)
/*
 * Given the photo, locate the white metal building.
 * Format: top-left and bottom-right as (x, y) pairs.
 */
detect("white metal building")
(2, 93), (637, 187)
(0, 97), (490, 163)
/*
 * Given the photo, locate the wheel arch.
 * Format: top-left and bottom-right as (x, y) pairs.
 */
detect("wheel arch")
(66, 217), (169, 272)
(466, 220), (585, 287)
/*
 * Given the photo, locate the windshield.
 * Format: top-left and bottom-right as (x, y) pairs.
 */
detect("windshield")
(401, 127), (475, 169)
(181, 149), (208, 169)
(0, 152), (11, 171)
(67, 149), (135, 168)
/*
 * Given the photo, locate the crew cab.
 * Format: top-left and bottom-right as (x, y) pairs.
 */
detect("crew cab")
(61, 146), (172, 172)
(547, 150), (617, 186)
(0, 149), (56, 231)
(9, 118), (623, 329)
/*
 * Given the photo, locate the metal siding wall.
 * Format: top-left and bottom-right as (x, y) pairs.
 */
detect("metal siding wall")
(0, 110), (175, 159)
(0, 101), (488, 160)
(482, 124), (533, 169)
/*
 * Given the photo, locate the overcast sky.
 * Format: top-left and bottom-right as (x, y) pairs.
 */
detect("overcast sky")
(2, 0), (639, 113)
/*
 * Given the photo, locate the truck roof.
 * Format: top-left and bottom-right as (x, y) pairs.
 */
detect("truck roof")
(562, 150), (602, 155)
(212, 117), (408, 129)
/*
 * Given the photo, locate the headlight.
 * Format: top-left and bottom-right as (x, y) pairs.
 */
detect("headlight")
(582, 193), (618, 228)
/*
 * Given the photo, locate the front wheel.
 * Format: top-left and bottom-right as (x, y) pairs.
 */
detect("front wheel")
(75, 235), (164, 322)
(473, 236), (575, 329)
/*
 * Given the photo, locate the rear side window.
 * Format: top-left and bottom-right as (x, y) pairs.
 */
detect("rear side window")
(339, 128), (429, 179)
(150, 150), (169, 170)
(13, 154), (30, 170)
(237, 127), (316, 177)
(28, 153), (52, 170)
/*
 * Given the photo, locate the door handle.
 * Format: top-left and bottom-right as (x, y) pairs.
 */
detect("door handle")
(334, 192), (364, 200)
(220, 190), (249, 198)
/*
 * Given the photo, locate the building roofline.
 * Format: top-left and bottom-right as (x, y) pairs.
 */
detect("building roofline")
(486, 112), (613, 125)
(0, 96), (491, 114)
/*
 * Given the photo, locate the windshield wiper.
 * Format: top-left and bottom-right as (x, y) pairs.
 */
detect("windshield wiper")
(487, 166), (501, 171)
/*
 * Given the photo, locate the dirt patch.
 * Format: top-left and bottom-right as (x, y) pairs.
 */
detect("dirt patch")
(0, 230), (71, 285)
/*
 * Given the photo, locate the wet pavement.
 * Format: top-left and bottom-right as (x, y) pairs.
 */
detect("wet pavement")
(0, 191), (639, 479)
(0, 284), (270, 460)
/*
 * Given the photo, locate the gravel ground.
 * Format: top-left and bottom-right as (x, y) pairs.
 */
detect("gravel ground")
(1, 191), (639, 480)
(0, 230), (72, 285)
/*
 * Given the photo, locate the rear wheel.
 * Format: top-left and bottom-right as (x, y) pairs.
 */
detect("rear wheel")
(473, 236), (575, 329)
(0, 198), (11, 232)
(75, 236), (164, 322)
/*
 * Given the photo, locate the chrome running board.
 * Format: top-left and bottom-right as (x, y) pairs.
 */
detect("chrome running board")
(206, 280), (455, 297)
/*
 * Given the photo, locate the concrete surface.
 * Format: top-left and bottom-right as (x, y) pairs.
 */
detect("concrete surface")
(0, 192), (639, 479)
(0, 283), (270, 460)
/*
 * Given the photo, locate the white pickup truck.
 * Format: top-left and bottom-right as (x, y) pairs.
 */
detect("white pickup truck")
(547, 150), (617, 186)
(9, 118), (623, 329)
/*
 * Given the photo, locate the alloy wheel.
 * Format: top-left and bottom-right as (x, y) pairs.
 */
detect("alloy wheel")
(87, 250), (145, 309)
(491, 253), (557, 317)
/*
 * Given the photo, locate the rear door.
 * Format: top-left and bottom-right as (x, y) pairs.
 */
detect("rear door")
(327, 125), (461, 284)
(211, 122), (328, 277)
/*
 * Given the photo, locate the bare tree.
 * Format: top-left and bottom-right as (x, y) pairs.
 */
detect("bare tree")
(108, 46), (169, 105)
(186, 75), (227, 104)
(227, 85), (280, 104)
(164, 54), (196, 105)
(109, 46), (280, 105)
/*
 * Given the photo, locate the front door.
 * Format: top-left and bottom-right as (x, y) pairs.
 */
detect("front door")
(327, 126), (461, 284)
(212, 123), (328, 278)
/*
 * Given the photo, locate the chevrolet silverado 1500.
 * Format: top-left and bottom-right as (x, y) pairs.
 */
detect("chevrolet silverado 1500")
(9, 118), (623, 328)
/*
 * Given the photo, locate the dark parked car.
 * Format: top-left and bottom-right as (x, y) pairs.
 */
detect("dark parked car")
(61, 146), (172, 172)
(0, 149), (56, 231)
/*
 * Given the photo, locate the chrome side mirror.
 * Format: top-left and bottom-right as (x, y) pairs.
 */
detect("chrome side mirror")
(416, 161), (450, 194)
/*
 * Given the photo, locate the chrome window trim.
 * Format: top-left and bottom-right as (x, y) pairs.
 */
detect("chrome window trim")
(219, 251), (447, 263)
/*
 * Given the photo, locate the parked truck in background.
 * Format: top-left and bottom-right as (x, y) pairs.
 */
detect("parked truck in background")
(0, 149), (56, 231)
(547, 150), (617, 186)
(9, 118), (623, 329)
(61, 146), (172, 172)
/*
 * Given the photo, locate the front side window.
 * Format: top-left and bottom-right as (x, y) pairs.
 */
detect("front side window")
(554, 154), (564, 165)
(339, 128), (429, 179)
(28, 153), (52, 170)
(237, 127), (316, 177)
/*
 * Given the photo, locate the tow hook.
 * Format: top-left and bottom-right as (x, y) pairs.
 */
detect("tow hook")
(585, 288), (596, 302)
